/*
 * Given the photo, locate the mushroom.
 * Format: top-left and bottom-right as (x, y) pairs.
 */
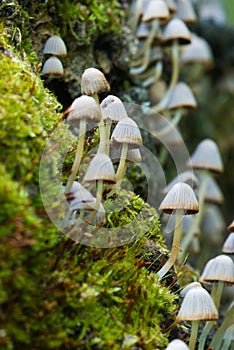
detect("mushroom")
(83, 152), (116, 213)
(81, 67), (110, 153)
(176, 0), (197, 24)
(163, 170), (199, 194)
(110, 117), (142, 188)
(157, 182), (199, 280)
(222, 232), (234, 254)
(41, 56), (64, 76)
(43, 35), (67, 57)
(177, 284), (218, 350)
(65, 95), (102, 192)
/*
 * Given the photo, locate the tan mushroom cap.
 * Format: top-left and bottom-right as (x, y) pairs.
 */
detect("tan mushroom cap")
(142, 0), (170, 22)
(67, 95), (102, 124)
(111, 117), (142, 149)
(166, 82), (197, 110)
(188, 139), (224, 174)
(177, 284), (218, 321)
(199, 255), (234, 284)
(228, 220), (234, 232)
(159, 182), (199, 214)
(180, 33), (214, 68)
(162, 18), (191, 45)
(43, 35), (67, 57)
(222, 232), (234, 254)
(42, 56), (64, 76)
(81, 67), (110, 95)
(100, 95), (128, 123)
(176, 0), (197, 23)
(83, 153), (116, 183)
(166, 339), (189, 350)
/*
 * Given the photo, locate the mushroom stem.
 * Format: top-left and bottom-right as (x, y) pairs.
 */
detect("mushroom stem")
(116, 142), (129, 186)
(104, 118), (112, 156)
(198, 321), (216, 350)
(180, 169), (209, 260)
(157, 209), (183, 280)
(152, 39), (180, 113)
(66, 119), (86, 192)
(128, 0), (144, 33)
(189, 320), (199, 350)
(142, 61), (163, 87)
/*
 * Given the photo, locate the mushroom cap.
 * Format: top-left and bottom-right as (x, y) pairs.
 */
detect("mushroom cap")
(43, 35), (67, 56)
(177, 284), (218, 321)
(142, 0), (170, 22)
(222, 232), (234, 254)
(180, 282), (202, 297)
(166, 82), (197, 110)
(228, 219), (234, 232)
(111, 148), (142, 165)
(65, 182), (94, 211)
(42, 56), (64, 76)
(67, 95), (102, 124)
(176, 0), (197, 23)
(188, 139), (224, 173)
(111, 117), (142, 149)
(159, 182), (199, 214)
(81, 67), (110, 95)
(196, 174), (224, 205)
(199, 255), (234, 284)
(163, 170), (199, 194)
(166, 339), (189, 350)
(162, 18), (191, 45)
(83, 153), (116, 183)
(100, 95), (128, 123)
(180, 33), (214, 68)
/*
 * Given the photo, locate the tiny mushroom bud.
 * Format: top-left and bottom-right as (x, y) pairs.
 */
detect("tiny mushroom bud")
(166, 339), (189, 350)
(43, 35), (67, 57)
(42, 56), (64, 76)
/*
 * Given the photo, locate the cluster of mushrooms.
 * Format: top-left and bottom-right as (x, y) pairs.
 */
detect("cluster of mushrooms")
(42, 35), (67, 76)
(40, 1), (234, 349)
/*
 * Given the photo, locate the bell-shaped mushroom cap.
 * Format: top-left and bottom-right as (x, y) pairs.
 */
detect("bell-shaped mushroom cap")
(42, 56), (64, 76)
(188, 139), (224, 173)
(196, 174), (224, 205)
(81, 67), (110, 95)
(100, 95), (128, 123)
(177, 284), (218, 321)
(159, 182), (199, 215)
(199, 255), (234, 284)
(180, 33), (214, 68)
(166, 339), (189, 350)
(66, 182), (94, 211)
(67, 95), (101, 125)
(164, 171), (199, 194)
(166, 82), (197, 110)
(162, 18), (191, 45)
(43, 35), (67, 57)
(142, 0), (170, 22)
(222, 232), (234, 254)
(176, 0), (197, 23)
(228, 220), (234, 232)
(164, 0), (177, 13)
(83, 153), (116, 183)
(180, 282), (202, 297)
(111, 117), (142, 149)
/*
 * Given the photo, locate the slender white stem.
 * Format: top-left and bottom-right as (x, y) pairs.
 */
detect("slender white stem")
(66, 119), (86, 192)
(189, 320), (199, 350)
(157, 209), (183, 280)
(116, 143), (128, 185)
(211, 281), (224, 310)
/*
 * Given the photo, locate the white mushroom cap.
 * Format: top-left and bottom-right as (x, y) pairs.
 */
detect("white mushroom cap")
(43, 35), (67, 56)
(67, 95), (101, 124)
(177, 284), (218, 321)
(42, 56), (64, 76)
(166, 339), (189, 350)
(188, 138), (224, 174)
(180, 282), (202, 297)
(159, 182), (199, 215)
(142, 0), (170, 22)
(166, 82), (197, 110)
(222, 232), (234, 254)
(81, 67), (110, 95)
(164, 170), (199, 194)
(176, 0), (197, 23)
(100, 95), (128, 123)
(199, 255), (234, 284)
(83, 153), (116, 183)
(162, 18), (191, 45)
(111, 117), (142, 149)
(66, 182), (94, 211)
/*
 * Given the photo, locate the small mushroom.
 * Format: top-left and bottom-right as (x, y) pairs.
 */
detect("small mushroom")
(43, 35), (67, 57)
(42, 56), (64, 76)
(157, 182), (199, 280)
